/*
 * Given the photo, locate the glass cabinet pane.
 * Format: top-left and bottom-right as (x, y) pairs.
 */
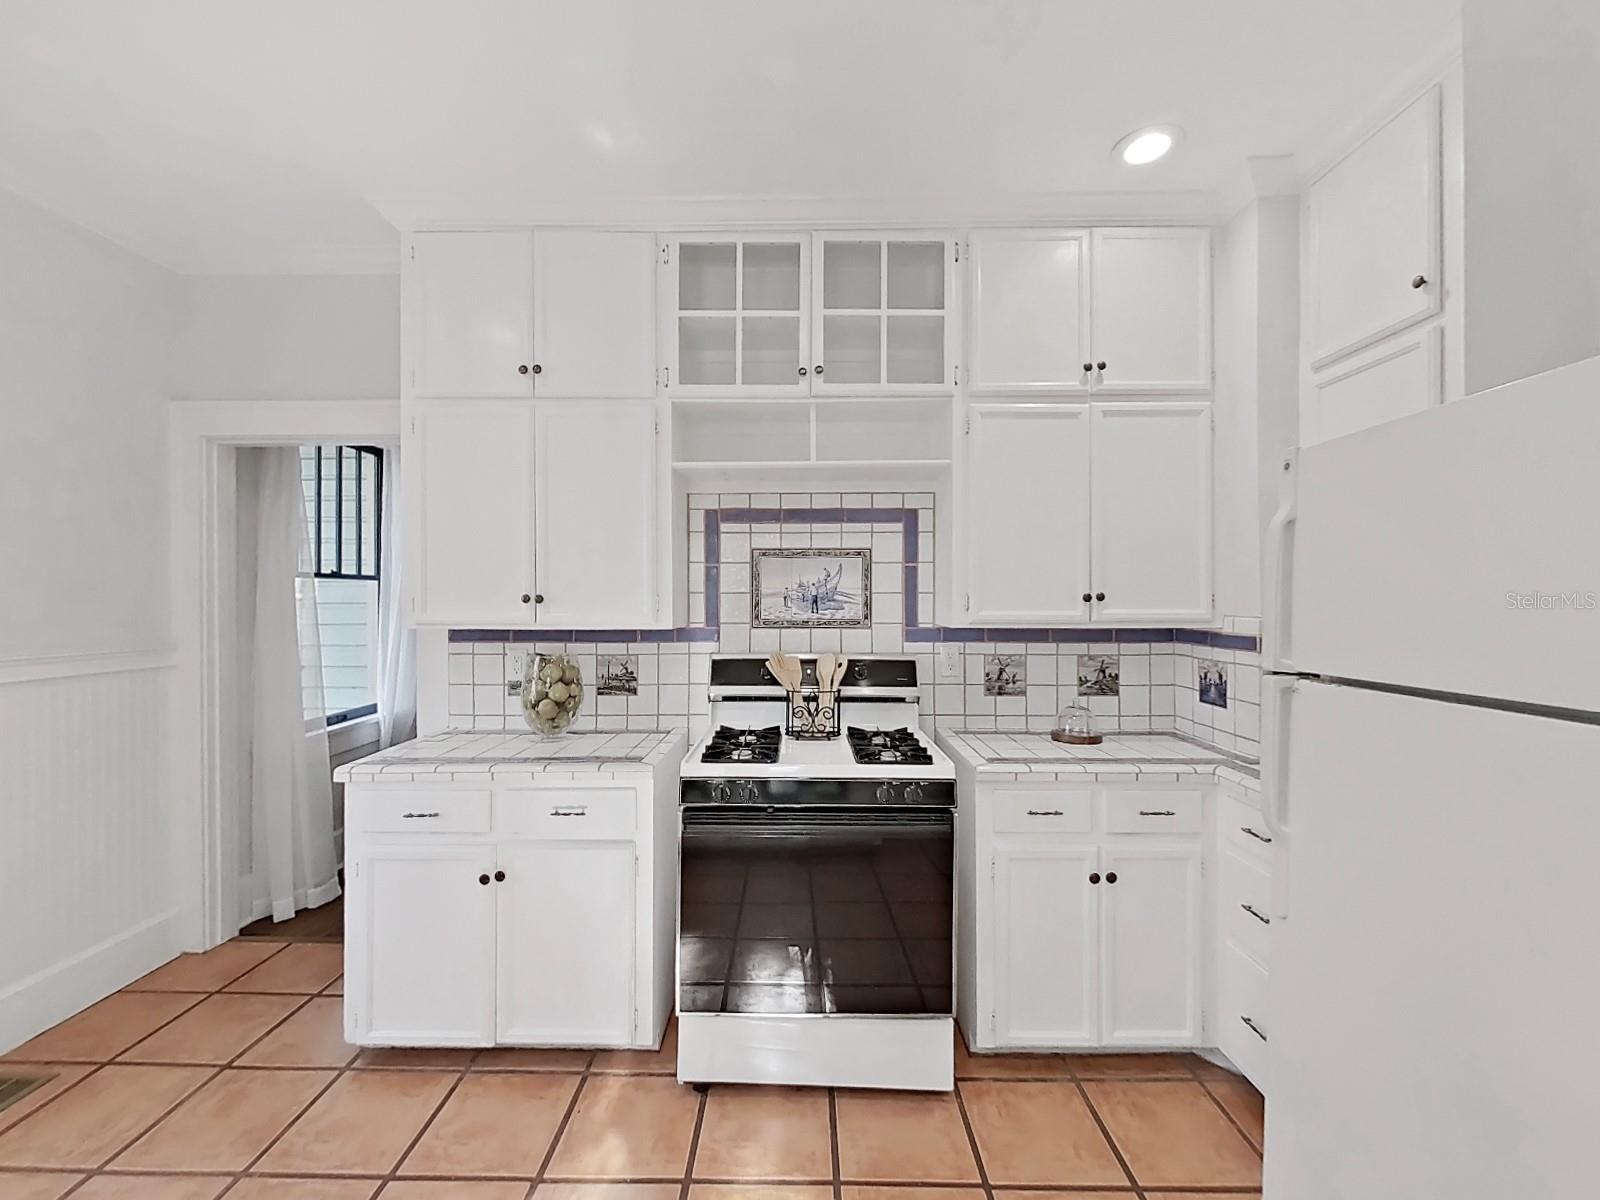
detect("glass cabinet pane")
(742, 316), (801, 384)
(679, 243), (736, 310)
(823, 314), (881, 384)
(887, 315), (944, 384)
(823, 241), (881, 309)
(887, 242), (945, 309)
(743, 242), (801, 311)
(679, 316), (736, 385)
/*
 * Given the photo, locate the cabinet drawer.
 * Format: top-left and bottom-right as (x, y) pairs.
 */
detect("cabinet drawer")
(988, 789), (1093, 835)
(495, 788), (638, 839)
(1222, 791), (1275, 862)
(351, 789), (492, 835)
(1220, 845), (1274, 965)
(1101, 789), (1203, 834)
(1217, 942), (1270, 1091)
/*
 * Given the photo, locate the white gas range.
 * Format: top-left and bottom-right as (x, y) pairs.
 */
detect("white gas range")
(676, 656), (957, 1092)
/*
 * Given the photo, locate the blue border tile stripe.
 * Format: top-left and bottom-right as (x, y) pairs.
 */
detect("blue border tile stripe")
(446, 504), (1261, 653)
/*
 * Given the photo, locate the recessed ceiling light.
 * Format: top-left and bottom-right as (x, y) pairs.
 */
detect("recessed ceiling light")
(1114, 125), (1183, 166)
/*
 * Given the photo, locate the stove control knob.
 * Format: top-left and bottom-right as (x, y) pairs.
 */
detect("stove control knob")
(902, 783), (924, 805)
(853, 662), (868, 680)
(876, 782), (898, 804)
(737, 780), (762, 805)
(710, 782), (733, 804)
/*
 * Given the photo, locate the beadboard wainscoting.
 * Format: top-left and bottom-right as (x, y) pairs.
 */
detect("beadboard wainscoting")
(0, 656), (181, 1051)
(433, 492), (1263, 758)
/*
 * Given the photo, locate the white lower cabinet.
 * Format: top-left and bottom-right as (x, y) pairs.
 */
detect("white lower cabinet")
(1100, 845), (1203, 1045)
(992, 844), (1098, 1046)
(1214, 786), (1275, 1091)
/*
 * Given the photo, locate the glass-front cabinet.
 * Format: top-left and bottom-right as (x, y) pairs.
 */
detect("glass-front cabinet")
(669, 234), (811, 396)
(812, 233), (957, 394)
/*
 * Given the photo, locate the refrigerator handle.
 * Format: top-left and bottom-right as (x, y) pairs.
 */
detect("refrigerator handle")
(1262, 674), (1294, 920)
(1262, 450), (1298, 672)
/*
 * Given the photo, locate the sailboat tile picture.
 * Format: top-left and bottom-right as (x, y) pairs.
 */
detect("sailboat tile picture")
(751, 548), (871, 628)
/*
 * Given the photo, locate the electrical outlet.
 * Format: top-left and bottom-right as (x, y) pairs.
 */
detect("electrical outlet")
(936, 643), (962, 682)
(506, 648), (528, 691)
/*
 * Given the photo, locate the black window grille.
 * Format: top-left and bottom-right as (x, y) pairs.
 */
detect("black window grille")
(311, 446), (383, 581)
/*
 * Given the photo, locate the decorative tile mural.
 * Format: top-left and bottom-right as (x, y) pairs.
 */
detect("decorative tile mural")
(1198, 658), (1229, 708)
(1077, 654), (1121, 697)
(751, 548), (872, 628)
(596, 654), (639, 697)
(983, 654), (1025, 697)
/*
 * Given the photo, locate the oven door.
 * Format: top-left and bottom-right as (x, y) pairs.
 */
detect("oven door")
(678, 805), (954, 1017)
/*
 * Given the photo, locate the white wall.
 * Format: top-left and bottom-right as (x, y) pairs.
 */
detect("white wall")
(0, 186), (181, 1050)
(1462, 0), (1600, 393)
(174, 274), (400, 401)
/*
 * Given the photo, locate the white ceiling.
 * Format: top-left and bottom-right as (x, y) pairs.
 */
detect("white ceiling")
(0, 0), (1459, 274)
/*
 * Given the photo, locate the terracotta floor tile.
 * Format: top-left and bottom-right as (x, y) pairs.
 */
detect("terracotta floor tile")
(843, 1189), (987, 1200)
(255, 1069), (456, 1175)
(1084, 1080), (1262, 1190)
(5, 994), (203, 1063)
(113, 1067), (332, 1172)
(400, 1072), (578, 1177)
(834, 1090), (980, 1183)
(955, 1032), (1073, 1079)
(0, 1065), (211, 1169)
(226, 1180), (381, 1200)
(693, 1086), (831, 1181)
(235, 997), (355, 1068)
(0, 1065), (96, 1134)
(546, 1076), (700, 1179)
(1069, 1053), (1201, 1079)
(224, 944), (344, 994)
(694, 1188), (833, 1200)
(1144, 1194), (1260, 1199)
(321, 975), (345, 996)
(378, 1185), (531, 1200)
(590, 1020), (677, 1074)
(991, 1193), (1138, 1200)
(353, 1047), (477, 1070)
(72, 1175), (234, 1199)
(475, 1047), (593, 1072)
(959, 1080), (1126, 1187)
(539, 1187), (682, 1200)
(1205, 1076), (1265, 1149)
(126, 942), (287, 992)
(117, 994), (304, 1065)
(0, 1172), (83, 1199)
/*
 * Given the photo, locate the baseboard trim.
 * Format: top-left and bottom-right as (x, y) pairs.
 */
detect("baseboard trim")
(0, 908), (183, 1053)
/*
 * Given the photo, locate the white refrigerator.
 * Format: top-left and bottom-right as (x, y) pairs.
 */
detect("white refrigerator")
(1260, 354), (1600, 1198)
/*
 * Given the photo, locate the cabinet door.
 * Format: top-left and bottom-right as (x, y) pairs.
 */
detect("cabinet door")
(668, 235), (811, 397)
(410, 231), (535, 398)
(410, 402), (534, 625)
(969, 230), (1090, 394)
(991, 844), (1099, 1047)
(1308, 86), (1440, 369)
(1089, 403), (1212, 623)
(533, 401), (657, 627)
(813, 233), (956, 394)
(1090, 227), (1212, 393)
(965, 404), (1091, 624)
(533, 231), (657, 398)
(1100, 844), (1202, 1045)
(348, 844), (497, 1046)
(495, 838), (636, 1046)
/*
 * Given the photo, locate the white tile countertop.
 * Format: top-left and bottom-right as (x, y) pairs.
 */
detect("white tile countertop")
(334, 729), (688, 784)
(938, 730), (1261, 793)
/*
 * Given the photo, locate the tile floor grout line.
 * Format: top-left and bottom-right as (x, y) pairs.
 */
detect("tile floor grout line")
(679, 1082), (710, 1200)
(534, 1067), (591, 1182)
(1074, 1077), (1148, 1199)
(827, 1087), (843, 1200)
(374, 1065), (472, 1190)
(1192, 1073), (1263, 1158)
(951, 1079), (998, 1200)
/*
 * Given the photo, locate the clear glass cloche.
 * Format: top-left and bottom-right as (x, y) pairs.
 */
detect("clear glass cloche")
(1052, 702), (1101, 745)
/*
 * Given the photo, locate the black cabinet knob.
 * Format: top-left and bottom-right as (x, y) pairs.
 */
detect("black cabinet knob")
(1082, 362), (1092, 373)
(1095, 592), (1106, 602)
(1412, 274), (1427, 289)
(517, 364), (529, 375)
(814, 364), (824, 375)
(478, 874), (491, 886)
(494, 870), (506, 882)
(1082, 592), (1093, 603)
(534, 593), (545, 605)
(1105, 871), (1118, 884)
(521, 593), (532, 604)
(798, 366), (808, 376)
(1096, 361), (1107, 372)
(531, 363), (543, 374)
(1089, 872), (1101, 884)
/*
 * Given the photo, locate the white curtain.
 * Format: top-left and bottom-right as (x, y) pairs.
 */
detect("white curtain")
(376, 447), (416, 748)
(246, 448), (342, 923)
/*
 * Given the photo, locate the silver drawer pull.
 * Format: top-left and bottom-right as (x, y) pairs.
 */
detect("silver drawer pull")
(1026, 809), (1064, 817)
(1241, 1014), (1267, 1042)
(1240, 825), (1273, 844)
(550, 806), (588, 817)
(401, 811), (440, 820)
(1241, 903), (1271, 925)
(1138, 809), (1176, 817)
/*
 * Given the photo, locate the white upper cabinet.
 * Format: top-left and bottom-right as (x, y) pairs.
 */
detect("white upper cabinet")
(533, 401), (658, 628)
(965, 404), (1091, 624)
(812, 233), (958, 394)
(411, 231), (535, 398)
(968, 230), (1090, 394)
(667, 234), (811, 396)
(533, 231), (657, 397)
(1308, 86), (1440, 369)
(1090, 227), (1212, 393)
(409, 402), (535, 626)
(1089, 403), (1213, 623)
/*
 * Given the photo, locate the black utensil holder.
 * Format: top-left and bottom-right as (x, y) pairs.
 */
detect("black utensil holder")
(786, 688), (841, 739)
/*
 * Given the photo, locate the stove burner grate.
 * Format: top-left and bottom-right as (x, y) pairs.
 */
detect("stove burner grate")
(703, 725), (782, 765)
(846, 726), (934, 767)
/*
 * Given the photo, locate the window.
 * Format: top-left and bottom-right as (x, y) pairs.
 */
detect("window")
(301, 446), (383, 725)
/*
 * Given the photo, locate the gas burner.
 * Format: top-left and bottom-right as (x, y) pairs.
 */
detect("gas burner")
(847, 727), (934, 766)
(703, 725), (782, 765)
